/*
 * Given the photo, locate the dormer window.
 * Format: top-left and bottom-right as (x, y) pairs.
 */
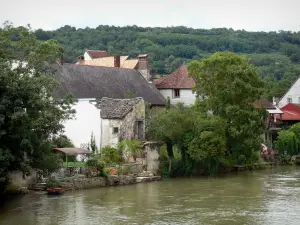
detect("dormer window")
(287, 97), (292, 103)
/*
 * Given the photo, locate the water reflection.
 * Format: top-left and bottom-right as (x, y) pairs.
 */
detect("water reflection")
(1, 167), (300, 225)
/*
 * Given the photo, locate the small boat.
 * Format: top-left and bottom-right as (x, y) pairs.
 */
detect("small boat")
(47, 188), (64, 195)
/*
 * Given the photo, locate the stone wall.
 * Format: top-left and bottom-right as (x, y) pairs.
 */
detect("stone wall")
(60, 174), (161, 191)
(8, 170), (37, 188)
(143, 142), (162, 175)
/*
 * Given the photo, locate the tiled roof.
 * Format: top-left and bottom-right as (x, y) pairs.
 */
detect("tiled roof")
(53, 64), (166, 106)
(80, 56), (129, 67)
(122, 59), (138, 69)
(253, 99), (276, 110)
(98, 97), (142, 119)
(279, 103), (300, 120)
(86, 50), (109, 59)
(154, 65), (195, 89)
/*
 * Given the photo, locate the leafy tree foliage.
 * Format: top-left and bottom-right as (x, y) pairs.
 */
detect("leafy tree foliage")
(0, 23), (74, 191)
(189, 52), (267, 159)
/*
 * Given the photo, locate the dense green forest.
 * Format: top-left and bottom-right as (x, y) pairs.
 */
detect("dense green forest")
(34, 25), (300, 99)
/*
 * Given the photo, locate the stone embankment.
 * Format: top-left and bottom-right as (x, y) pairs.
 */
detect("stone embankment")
(60, 172), (161, 191)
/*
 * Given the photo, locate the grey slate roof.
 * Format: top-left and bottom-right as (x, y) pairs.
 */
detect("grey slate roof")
(98, 97), (142, 119)
(53, 64), (166, 106)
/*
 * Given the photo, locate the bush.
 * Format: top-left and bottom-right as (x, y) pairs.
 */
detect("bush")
(275, 130), (298, 155)
(101, 146), (120, 163)
(85, 155), (106, 177)
(238, 155), (246, 165)
(46, 178), (61, 188)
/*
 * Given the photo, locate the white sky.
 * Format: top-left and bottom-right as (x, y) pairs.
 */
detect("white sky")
(1, 0), (300, 31)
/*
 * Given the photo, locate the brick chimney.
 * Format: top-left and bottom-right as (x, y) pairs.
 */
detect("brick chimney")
(138, 54), (149, 80)
(114, 56), (120, 67)
(77, 55), (85, 64)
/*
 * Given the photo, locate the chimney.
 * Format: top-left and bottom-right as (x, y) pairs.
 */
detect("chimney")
(138, 54), (149, 80)
(77, 55), (85, 64)
(114, 56), (120, 67)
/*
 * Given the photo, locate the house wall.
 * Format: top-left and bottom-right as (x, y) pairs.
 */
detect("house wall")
(83, 51), (92, 60)
(100, 99), (146, 149)
(64, 99), (101, 149)
(278, 78), (300, 108)
(159, 88), (196, 106)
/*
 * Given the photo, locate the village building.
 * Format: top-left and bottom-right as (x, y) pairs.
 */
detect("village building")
(154, 65), (197, 106)
(53, 63), (165, 149)
(83, 50), (109, 60)
(97, 97), (145, 148)
(276, 103), (300, 127)
(277, 77), (300, 108)
(253, 99), (283, 146)
(78, 50), (150, 80)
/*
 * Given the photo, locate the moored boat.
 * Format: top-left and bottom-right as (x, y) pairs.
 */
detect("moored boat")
(47, 188), (64, 195)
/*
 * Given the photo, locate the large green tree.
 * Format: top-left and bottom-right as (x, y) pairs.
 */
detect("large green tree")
(0, 22), (74, 191)
(189, 52), (267, 159)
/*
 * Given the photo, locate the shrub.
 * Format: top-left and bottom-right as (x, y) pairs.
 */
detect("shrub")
(101, 146), (120, 163)
(46, 178), (61, 188)
(238, 155), (246, 165)
(275, 130), (298, 155)
(118, 139), (142, 161)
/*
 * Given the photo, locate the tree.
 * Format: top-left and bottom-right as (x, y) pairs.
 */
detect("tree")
(188, 52), (266, 160)
(0, 22), (74, 192)
(89, 132), (98, 154)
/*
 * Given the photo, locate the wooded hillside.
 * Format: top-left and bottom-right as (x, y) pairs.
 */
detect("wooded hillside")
(34, 25), (300, 99)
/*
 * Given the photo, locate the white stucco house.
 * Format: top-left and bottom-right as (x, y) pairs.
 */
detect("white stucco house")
(154, 65), (197, 106)
(278, 77), (300, 108)
(53, 63), (165, 149)
(97, 97), (145, 148)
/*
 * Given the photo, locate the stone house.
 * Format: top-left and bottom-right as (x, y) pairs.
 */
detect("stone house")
(278, 77), (300, 108)
(53, 63), (165, 149)
(154, 65), (197, 106)
(97, 97), (145, 148)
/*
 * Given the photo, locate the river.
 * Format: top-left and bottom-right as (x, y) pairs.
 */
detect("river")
(1, 166), (300, 225)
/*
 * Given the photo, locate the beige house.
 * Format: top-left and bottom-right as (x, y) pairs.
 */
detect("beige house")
(77, 50), (150, 80)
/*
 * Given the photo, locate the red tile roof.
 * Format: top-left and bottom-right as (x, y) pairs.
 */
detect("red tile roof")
(154, 65), (195, 89)
(277, 103), (300, 121)
(86, 50), (109, 59)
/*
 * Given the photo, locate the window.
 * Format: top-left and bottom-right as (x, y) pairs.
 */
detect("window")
(113, 127), (119, 134)
(287, 97), (293, 103)
(174, 89), (180, 98)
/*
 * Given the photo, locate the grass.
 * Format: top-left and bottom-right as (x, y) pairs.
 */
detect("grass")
(63, 161), (86, 167)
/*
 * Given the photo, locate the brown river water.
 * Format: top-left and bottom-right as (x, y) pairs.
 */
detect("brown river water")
(1, 166), (300, 225)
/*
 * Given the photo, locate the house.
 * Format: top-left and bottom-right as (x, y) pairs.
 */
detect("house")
(77, 52), (150, 80)
(53, 63), (165, 149)
(253, 99), (283, 145)
(83, 50), (109, 60)
(276, 103), (300, 127)
(278, 77), (300, 108)
(97, 97), (145, 148)
(154, 65), (197, 106)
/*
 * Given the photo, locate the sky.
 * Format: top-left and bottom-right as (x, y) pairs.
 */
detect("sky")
(1, 0), (300, 32)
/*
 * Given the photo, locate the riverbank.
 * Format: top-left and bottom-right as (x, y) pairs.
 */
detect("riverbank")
(58, 174), (162, 192)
